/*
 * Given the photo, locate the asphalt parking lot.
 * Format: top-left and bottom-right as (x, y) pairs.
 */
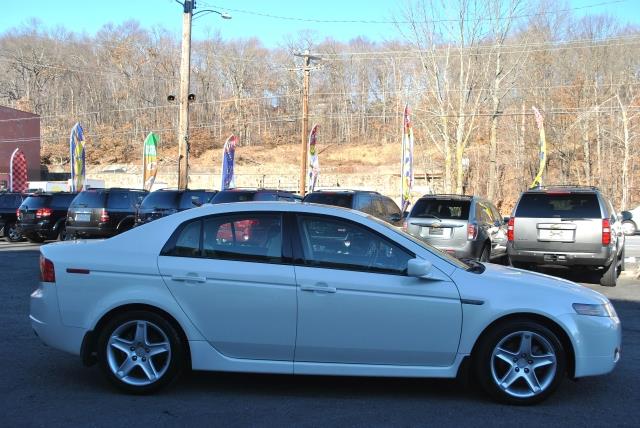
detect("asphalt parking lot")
(1, 238), (639, 427)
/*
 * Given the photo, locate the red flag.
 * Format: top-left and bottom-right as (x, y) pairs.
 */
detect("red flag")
(9, 148), (28, 193)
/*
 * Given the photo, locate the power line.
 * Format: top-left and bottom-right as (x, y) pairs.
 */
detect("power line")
(200, 0), (628, 24)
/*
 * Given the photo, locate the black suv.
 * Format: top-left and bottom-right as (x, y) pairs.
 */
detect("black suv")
(135, 189), (218, 226)
(66, 188), (148, 239)
(17, 192), (77, 242)
(211, 188), (302, 203)
(303, 190), (403, 226)
(0, 192), (27, 242)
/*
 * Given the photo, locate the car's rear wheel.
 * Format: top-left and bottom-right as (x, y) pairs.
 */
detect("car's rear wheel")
(4, 222), (22, 242)
(622, 220), (637, 236)
(599, 258), (619, 287)
(97, 310), (185, 394)
(474, 320), (565, 405)
(479, 244), (490, 262)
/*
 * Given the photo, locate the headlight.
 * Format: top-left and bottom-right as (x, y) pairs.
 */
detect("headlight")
(572, 302), (617, 317)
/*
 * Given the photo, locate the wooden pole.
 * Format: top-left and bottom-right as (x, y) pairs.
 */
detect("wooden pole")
(177, 0), (193, 190)
(299, 51), (311, 196)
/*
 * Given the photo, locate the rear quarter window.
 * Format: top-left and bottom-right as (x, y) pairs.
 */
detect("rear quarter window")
(303, 193), (354, 208)
(70, 191), (105, 208)
(515, 193), (602, 218)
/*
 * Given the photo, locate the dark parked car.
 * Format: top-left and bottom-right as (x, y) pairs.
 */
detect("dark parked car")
(135, 189), (218, 226)
(0, 192), (27, 242)
(17, 192), (77, 242)
(404, 194), (508, 262)
(66, 188), (148, 239)
(302, 190), (403, 226)
(211, 188), (302, 204)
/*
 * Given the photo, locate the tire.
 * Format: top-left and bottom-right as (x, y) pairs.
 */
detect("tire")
(474, 320), (566, 405)
(479, 244), (491, 262)
(4, 222), (23, 242)
(97, 310), (185, 394)
(622, 220), (637, 236)
(57, 226), (67, 241)
(599, 258), (619, 287)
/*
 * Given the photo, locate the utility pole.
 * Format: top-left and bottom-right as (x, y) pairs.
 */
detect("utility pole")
(177, 0), (193, 190)
(175, 1), (231, 190)
(294, 50), (321, 196)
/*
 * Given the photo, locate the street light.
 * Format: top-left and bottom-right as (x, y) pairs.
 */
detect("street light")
(175, 0), (231, 190)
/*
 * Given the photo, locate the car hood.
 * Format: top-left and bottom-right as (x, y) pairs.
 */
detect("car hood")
(451, 262), (610, 310)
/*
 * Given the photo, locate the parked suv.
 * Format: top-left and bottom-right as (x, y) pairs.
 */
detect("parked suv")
(404, 194), (507, 262)
(66, 188), (148, 239)
(211, 188), (302, 204)
(507, 186), (625, 286)
(0, 192), (27, 242)
(302, 190), (403, 226)
(17, 192), (77, 242)
(136, 189), (218, 226)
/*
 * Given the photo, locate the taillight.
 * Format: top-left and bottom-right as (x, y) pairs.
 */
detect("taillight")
(16, 208), (20, 218)
(402, 220), (408, 232)
(507, 218), (515, 242)
(467, 224), (477, 240)
(39, 255), (55, 283)
(602, 219), (611, 245)
(100, 209), (110, 223)
(36, 208), (52, 218)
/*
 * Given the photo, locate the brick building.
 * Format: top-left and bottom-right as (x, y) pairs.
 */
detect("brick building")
(0, 106), (41, 189)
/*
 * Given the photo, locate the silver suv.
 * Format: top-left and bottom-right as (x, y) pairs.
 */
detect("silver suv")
(404, 194), (507, 262)
(507, 186), (625, 286)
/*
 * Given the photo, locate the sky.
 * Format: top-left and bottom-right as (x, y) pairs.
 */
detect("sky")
(1, 0), (639, 47)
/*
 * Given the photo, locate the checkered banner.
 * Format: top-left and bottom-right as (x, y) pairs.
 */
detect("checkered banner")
(9, 148), (28, 193)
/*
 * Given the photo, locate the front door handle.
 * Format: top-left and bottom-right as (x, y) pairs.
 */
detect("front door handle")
(300, 283), (337, 293)
(171, 274), (207, 283)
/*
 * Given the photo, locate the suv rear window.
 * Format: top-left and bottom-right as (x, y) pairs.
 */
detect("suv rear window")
(21, 195), (51, 209)
(70, 191), (106, 208)
(141, 191), (179, 209)
(212, 191), (258, 203)
(303, 193), (354, 208)
(410, 199), (470, 220)
(515, 193), (602, 218)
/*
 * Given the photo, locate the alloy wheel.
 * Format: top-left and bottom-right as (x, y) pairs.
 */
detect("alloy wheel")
(7, 223), (22, 242)
(490, 330), (557, 399)
(106, 320), (172, 386)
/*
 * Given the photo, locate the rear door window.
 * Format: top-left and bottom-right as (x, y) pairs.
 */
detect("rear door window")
(515, 193), (602, 218)
(410, 199), (470, 220)
(107, 191), (133, 210)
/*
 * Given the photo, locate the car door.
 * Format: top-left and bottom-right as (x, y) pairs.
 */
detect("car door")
(292, 214), (462, 367)
(157, 211), (297, 361)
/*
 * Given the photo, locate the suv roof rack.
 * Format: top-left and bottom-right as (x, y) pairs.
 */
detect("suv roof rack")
(527, 185), (600, 192)
(421, 193), (474, 198)
(311, 189), (380, 194)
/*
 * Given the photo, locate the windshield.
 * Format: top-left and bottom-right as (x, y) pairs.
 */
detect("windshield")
(516, 193), (601, 218)
(141, 191), (179, 209)
(303, 193), (354, 208)
(410, 199), (470, 220)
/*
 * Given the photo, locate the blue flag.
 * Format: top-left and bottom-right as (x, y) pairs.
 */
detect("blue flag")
(70, 122), (85, 192)
(221, 134), (238, 190)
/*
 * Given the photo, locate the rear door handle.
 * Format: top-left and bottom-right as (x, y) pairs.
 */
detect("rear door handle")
(171, 274), (207, 283)
(300, 283), (337, 293)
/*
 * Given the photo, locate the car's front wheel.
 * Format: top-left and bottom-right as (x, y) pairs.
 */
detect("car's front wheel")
(474, 320), (566, 405)
(97, 310), (185, 394)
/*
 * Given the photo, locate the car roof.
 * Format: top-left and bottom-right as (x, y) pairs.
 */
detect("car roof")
(524, 185), (600, 194)
(308, 189), (379, 195)
(417, 194), (474, 200)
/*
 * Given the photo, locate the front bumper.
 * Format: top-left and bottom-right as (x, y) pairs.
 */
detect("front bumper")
(30, 282), (87, 356)
(560, 312), (621, 378)
(508, 244), (614, 267)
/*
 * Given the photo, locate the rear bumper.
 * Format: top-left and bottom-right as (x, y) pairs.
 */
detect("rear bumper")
(427, 240), (480, 259)
(30, 282), (86, 356)
(66, 225), (116, 238)
(508, 244), (614, 267)
(18, 222), (55, 237)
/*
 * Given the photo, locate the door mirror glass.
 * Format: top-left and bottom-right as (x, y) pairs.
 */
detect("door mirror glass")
(407, 258), (433, 278)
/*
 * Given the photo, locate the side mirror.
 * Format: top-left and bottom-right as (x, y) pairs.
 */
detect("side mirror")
(407, 258), (433, 278)
(622, 211), (632, 221)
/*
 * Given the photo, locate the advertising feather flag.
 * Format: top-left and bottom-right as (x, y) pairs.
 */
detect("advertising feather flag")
(221, 134), (238, 190)
(308, 123), (320, 192)
(9, 148), (28, 193)
(401, 104), (414, 212)
(142, 132), (159, 191)
(69, 123), (86, 192)
(530, 106), (547, 189)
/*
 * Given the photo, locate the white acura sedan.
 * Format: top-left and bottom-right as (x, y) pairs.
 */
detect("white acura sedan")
(30, 202), (621, 404)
